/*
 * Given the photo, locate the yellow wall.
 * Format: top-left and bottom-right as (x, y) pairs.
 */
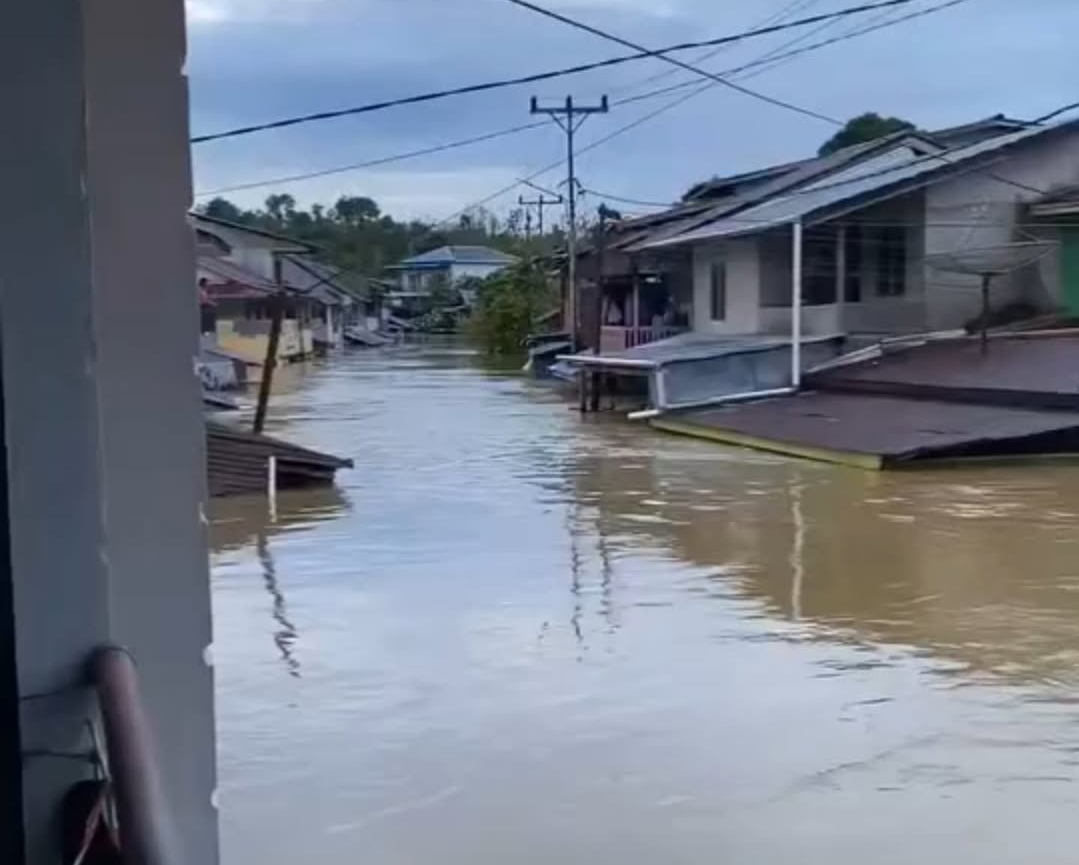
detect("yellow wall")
(214, 318), (314, 364)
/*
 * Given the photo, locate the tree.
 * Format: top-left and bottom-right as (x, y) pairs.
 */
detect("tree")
(333, 195), (380, 226)
(469, 262), (556, 356)
(817, 112), (916, 156)
(201, 197), (246, 222)
(264, 193), (296, 223)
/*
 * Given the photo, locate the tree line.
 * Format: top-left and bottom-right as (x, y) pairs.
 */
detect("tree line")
(196, 193), (566, 277)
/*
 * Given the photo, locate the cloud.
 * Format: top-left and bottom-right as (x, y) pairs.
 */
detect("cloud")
(186, 0), (1079, 221)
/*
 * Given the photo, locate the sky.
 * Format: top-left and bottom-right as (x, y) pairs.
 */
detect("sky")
(186, 0), (1079, 223)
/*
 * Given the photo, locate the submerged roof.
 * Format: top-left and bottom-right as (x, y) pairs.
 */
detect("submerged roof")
(667, 392), (1079, 465)
(387, 245), (518, 271)
(646, 119), (1079, 249)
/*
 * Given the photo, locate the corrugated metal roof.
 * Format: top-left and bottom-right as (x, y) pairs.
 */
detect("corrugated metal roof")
(670, 392), (1079, 462)
(197, 256), (277, 294)
(278, 256), (351, 305)
(389, 245), (518, 269)
(645, 120), (1079, 249)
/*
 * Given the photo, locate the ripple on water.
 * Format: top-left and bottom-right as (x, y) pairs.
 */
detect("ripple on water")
(212, 349), (1079, 865)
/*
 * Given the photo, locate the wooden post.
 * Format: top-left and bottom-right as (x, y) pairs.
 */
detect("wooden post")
(253, 257), (286, 435)
(594, 206), (609, 354)
(577, 369), (588, 413)
(590, 371), (601, 412)
(791, 220), (803, 389)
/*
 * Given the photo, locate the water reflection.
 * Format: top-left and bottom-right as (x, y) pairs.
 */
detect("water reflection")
(212, 347), (1079, 865)
(569, 430), (1079, 686)
(210, 487), (349, 680)
(208, 486), (350, 555)
(255, 531), (301, 678)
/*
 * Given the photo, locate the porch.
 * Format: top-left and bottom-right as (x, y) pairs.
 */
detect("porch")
(588, 268), (691, 354)
(600, 324), (686, 353)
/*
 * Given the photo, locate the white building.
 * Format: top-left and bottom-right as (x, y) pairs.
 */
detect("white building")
(385, 245), (518, 308)
(645, 119), (1079, 339)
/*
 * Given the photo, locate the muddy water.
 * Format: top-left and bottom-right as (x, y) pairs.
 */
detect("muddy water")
(210, 346), (1079, 865)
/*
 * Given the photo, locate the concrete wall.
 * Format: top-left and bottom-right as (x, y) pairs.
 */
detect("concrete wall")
(760, 304), (843, 336)
(923, 130), (1079, 329)
(691, 238), (760, 334)
(1, 0), (219, 862)
(840, 192), (930, 334)
(216, 318), (309, 362)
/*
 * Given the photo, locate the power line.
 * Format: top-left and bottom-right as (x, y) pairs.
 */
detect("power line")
(616, 0), (977, 109)
(194, 121), (549, 197)
(604, 0), (825, 101)
(194, 0), (971, 199)
(1034, 101), (1079, 124)
(504, 0), (843, 126)
(438, 0), (979, 222)
(190, 0), (918, 145)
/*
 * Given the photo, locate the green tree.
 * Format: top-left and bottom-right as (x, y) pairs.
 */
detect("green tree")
(200, 197), (246, 222)
(264, 193), (296, 223)
(333, 195), (380, 226)
(469, 262), (555, 356)
(817, 112), (915, 156)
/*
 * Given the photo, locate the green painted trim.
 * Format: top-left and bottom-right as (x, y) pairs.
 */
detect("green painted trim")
(650, 417), (884, 470)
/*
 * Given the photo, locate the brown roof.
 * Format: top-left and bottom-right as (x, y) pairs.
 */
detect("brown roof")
(813, 335), (1079, 410)
(675, 391), (1079, 463)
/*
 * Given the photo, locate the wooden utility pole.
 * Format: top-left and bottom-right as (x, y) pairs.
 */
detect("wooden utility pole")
(530, 95), (608, 351)
(518, 192), (562, 239)
(253, 256), (286, 435)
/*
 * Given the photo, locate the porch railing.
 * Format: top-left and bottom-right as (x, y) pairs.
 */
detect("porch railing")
(89, 646), (179, 865)
(600, 325), (685, 354)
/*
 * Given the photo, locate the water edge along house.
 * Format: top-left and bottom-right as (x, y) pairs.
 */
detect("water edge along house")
(559, 115), (1079, 425)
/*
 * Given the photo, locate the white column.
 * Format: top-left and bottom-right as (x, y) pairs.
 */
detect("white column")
(792, 220), (803, 388)
(0, 2), (218, 863)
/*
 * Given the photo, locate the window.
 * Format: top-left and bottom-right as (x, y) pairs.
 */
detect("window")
(845, 225), (863, 302)
(877, 225), (907, 296)
(803, 227), (837, 306)
(709, 261), (726, 321)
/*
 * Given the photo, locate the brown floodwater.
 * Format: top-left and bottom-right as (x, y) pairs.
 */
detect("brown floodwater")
(210, 345), (1079, 865)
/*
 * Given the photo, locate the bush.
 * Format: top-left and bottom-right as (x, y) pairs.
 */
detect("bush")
(468, 262), (555, 356)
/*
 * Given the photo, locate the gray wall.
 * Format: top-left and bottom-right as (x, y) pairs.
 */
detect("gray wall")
(923, 130), (1079, 329)
(0, 2), (219, 863)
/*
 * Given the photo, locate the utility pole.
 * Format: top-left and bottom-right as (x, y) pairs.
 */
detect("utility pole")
(254, 255), (286, 435)
(518, 192), (563, 239)
(530, 95), (608, 351)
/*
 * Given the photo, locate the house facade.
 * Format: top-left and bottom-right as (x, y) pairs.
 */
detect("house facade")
(193, 214), (327, 362)
(596, 117), (1079, 348)
(385, 245), (518, 308)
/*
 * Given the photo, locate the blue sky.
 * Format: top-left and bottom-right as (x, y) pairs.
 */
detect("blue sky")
(186, 0), (1078, 222)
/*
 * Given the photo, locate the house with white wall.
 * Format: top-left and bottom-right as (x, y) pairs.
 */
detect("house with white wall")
(634, 117), (1079, 342)
(563, 116), (1079, 412)
(192, 213), (323, 362)
(385, 245), (518, 310)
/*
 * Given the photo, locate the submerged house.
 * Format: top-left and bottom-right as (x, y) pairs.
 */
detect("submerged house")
(566, 115), (1079, 411)
(193, 213), (371, 360)
(385, 245), (518, 312)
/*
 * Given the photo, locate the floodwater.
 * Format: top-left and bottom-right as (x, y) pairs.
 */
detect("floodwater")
(211, 346), (1079, 865)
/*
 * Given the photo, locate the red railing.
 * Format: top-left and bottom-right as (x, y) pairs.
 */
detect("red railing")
(600, 325), (685, 353)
